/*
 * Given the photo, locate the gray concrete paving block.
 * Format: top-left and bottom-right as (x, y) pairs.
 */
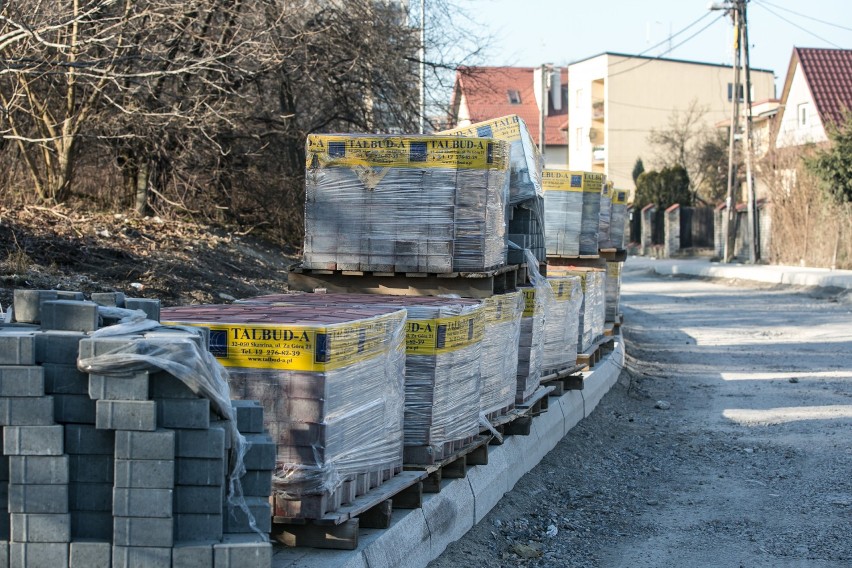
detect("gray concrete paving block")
(90, 292), (126, 308)
(422, 478), (475, 560)
(96, 400), (157, 431)
(13, 290), (58, 324)
(173, 514), (224, 543)
(69, 455), (114, 484)
(9, 456), (69, 485)
(34, 330), (86, 365)
(3, 426), (64, 456)
(70, 511), (113, 540)
(0, 541), (6, 568)
(214, 535), (272, 568)
(112, 487), (173, 518)
(223, 497), (271, 534)
(242, 433), (276, 470)
(112, 545), (171, 568)
(113, 516), (174, 547)
(114, 458), (174, 489)
(174, 427), (225, 459)
(53, 393), (96, 424)
(0, 367), (44, 397)
(89, 371), (149, 401)
(0, 516), (6, 541)
(0, 455), (7, 482)
(114, 429), (175, 460)
(360, 507), (431, 568)
(156, 398), (210, 430)
(39, 300), (99, 332)
(465, 447), (508, 524)
(55, 291), (85, 302)
(7, 483), (69, 514)
(0, 332), (36, 366)
(174, 485), (224, 515)
(10, 513), (71, 543)
(126, 298), (160, 322)
(172, 541), (215, 568)
(231, 400), (265, 434)
(64, 424), (114, 455)
(239, 470), (273, 497)
(0, 396), (55, 426)
(149, 372), (197, 399)
(176, 458), (226, 487)
(9, 542), (68, 567)
(77, 336), (140, 360)
(42, 364), (89, 395)
(69, 540), (111, 568)
(69, 482), (113, 513)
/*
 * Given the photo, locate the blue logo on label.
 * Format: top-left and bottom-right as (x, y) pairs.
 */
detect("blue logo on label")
(209, 330), (228, 358)
(328, 141), (345, 157)
(570, 175), (582, 188)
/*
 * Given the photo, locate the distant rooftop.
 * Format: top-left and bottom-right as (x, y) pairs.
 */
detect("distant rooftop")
(568, 51), (774, 75)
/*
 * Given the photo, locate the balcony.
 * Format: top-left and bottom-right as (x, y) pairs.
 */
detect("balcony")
(592, 145), (606, 162)
(592, 99), (605, 120)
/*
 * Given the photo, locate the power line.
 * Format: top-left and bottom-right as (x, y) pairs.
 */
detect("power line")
(752, 2), (843, 49)
(755, 0), (852, 33)
(607, 14), (726, 79)
(608, 11), (715, 68)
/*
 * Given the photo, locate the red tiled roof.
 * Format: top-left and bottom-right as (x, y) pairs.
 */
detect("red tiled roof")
(796, 48), (852, 127)
(451, 66), (568, 146)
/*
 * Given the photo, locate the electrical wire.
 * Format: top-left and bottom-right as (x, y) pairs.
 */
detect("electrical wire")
(752, 2), (844, 49)
(607, 11), (715, 68)
(754, 0), (852, 33)
(606, 14), (727, 79)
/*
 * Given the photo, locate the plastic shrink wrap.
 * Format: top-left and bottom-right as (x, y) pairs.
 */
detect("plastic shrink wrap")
(605, 262), (623, 322)
(480, 291), (524, 415)
(542, 276), (583, 372)
(543, 169), (582, 257)
(238, 294), (484, 464)
(598, 181), (613, 249)
(302, 134), (509, 273)
(160, 304), (407, 510)
(548, 267), (606, 352)
(515, 249), (549, 403)
(609, 189), (629, 249)
(579, 172), (604, 255)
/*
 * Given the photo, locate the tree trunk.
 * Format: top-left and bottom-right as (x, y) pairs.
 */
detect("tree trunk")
(135, 160), (150, 215)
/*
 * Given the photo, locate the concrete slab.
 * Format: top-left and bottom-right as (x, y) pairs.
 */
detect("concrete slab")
(560, 391), (585, 434)
(422, 477), (475, 560)
(361, 508), (431, 568)
(465, 446), (508, 524)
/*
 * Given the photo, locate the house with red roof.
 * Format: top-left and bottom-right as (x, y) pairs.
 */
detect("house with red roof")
(448, 66), (569, 167)
(775, 47), (852, 149)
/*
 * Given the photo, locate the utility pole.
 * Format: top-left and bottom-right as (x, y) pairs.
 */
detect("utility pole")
(419, 0), (426, 134)
(539, 63), (547, 154)
(741, 1), (759, 262)
(723, 2), (741, 263)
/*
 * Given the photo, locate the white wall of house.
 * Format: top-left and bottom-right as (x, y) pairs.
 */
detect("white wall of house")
(542, 145), (569, 169)
(775, 64), (828, 148)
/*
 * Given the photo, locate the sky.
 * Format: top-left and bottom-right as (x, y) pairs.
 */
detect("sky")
(459, 0), (852, 93)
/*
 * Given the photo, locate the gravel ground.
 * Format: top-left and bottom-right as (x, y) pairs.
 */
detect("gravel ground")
(430, 263), (852, 568)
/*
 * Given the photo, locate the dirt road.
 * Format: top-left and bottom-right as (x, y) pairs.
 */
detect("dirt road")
(430, 262), (852, 567)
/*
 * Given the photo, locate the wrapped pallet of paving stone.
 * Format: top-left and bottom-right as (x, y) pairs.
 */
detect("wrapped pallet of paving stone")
(440, 116), (547, 265)
(608, 188), (629, 249)
(598, 180), (613, 249)
(303, 133), (510, 273)
(514, 250), (551, 404)
(579, 171), (604, 255)
(541, 276), (583, 373)
(543, 169), (583, 257)
(605, 261), (623, 322)
(238, 294), (484, 465)
(548, 267), (606, 352)
(479, 291), (524, 417)
(162, 303), (407, 518)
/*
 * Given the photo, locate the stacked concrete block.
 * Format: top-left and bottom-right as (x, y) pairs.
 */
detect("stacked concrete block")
(541, 276), (583, 372)
(162, 301), (408, 518)
(302, 134), (510, 273)
(608, 189), (629, 250)
(543, 169), (583, 257)
(516, 287), (546, 404)
(579, 172), (604, 255)
(65, 425), (115, 540)
(479, 292), (523, 416)
(549, 267), (606, 352)
(507, 197), (547, 265)
(605, 262), (623, 322)
(598, 181), (613, 249)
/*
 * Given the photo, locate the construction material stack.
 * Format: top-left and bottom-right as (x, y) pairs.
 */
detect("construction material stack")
(1, 290), (273, 568)
(160, 303), (407, 519)
(439, 115), (546, 266)
(479, 292), (524, 417)
(541, 277), (583, 374)
(543, 169), (583, 257)
(302, 134), (509, 273)
(580, 172), (604, 255)
(597, 181), (613, 250)
(607, 189), (629, 250)
(548, 268), (605, 353)
(605, 261), (623, 322)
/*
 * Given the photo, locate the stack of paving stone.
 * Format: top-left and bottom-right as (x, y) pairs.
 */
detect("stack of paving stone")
(605, 262), (623, 322)
(516, 286), (546, 404)
(161, 302), (408, 516)
(579, 172), (604, 255)
(541, 276), (583, 373)
(597, 181), (613, 249)
(302, 134), (510, 273)
(479, 292), (523, 417)
(229, 294), (484, 466)
(0, 289), (273, 568)
(542, 169), (583, 257)
(439, 115), (547, 265)
(608, 189), (629, 249)
(548, 268), (606, 352)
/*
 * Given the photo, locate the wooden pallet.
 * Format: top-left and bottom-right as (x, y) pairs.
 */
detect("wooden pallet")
(404, 434), (491, 493)
(599, 248), (628, 262)
(540, 364), (586, 395)
(289, 263), (526, 299)
(576, 336), (616, 370)
(271, 469), (426, 550)
(483, 402), (515, 422)
(483, 385), (555, 442)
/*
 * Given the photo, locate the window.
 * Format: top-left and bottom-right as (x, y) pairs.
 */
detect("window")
(575, 88), (584, 109)
(575, 127), (584, 148)
(798, 103), (808, 127)
(507, 90), (521, 104)
(727, 82), (744, 102)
